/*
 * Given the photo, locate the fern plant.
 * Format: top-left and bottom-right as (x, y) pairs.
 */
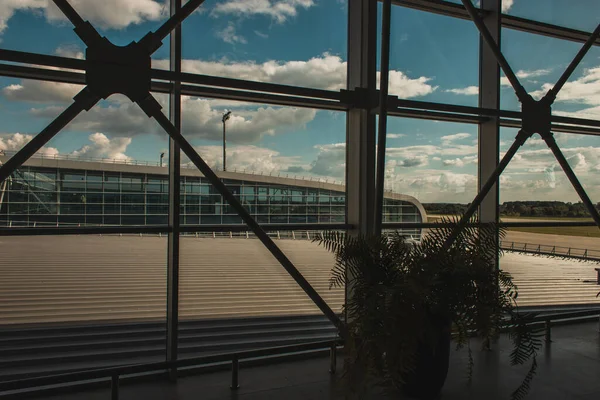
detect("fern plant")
(316, 217), (544, 400)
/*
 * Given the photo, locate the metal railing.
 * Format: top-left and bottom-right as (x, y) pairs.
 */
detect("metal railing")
(500, 240), (600, 260)
(1, 150), (352, 187)
(1, 310), (599, 399)
(0, 339), (343, 399)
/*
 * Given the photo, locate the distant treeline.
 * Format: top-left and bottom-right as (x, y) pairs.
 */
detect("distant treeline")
(424, 201), (596, 218)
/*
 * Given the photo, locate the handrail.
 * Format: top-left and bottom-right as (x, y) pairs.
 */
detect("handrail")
(0, 338), (342, 393)
(0, 150), (351, 188)
(500, 240), (600, 260)
(2, 309), (598, 396)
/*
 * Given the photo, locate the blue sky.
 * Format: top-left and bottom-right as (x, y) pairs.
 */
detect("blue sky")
(0, 0), (599, 203)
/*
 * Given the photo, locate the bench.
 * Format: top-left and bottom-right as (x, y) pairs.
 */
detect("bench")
(596, 268), (600, 284)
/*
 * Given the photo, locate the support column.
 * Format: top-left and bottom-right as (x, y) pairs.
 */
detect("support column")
(346, 0), (377, 237)
(478, 0), (501, 229)
(345, 0), (378, 323)
(166, 0), (181, 380)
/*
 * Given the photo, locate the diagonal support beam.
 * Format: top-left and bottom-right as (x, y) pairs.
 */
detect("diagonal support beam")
(153, 0), (207, 45)
(461, 0), (528, 102)
(443, 129), (531, 249)
(0, 88), (99, 183)
(546, 23), (600, 102)
(544, 133), (600, 227)
(136, 95), (346, 337)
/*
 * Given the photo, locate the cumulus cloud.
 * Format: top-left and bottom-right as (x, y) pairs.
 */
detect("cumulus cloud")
(445, 86), (478, 96)
(441, 133), (471, 145)
(0, 132), (58, 156)
(531, 67), (600, 105)
(501, 69), (552, 87)
(387, 133), (406, 139)
(211, 0), (314, 23)
(0, 132), (132, 160)
(28, 96), (317, 144)
(0, 0), (167, 36)
(71, 133), (132, 160)
(2, 81), (82, 103)
(501, 0), (514, 13)
(442, 158), (465, 167)
(156, 53), (436, 97)
(190, 144), (302, 173)
(309, 143), (346, 177)
(216, 22), (247, 44)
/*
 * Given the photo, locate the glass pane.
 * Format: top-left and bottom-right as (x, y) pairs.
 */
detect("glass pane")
(0, 235), (167, 381)
(500, 28), (583, 111)
(179, 0), (347, 90)
(178, 232), (340, 358)
(389, 5), (479, 106)
(180, 99), (346, 224)
(500, 231), (600, 308)
(505, 0), (599, 32)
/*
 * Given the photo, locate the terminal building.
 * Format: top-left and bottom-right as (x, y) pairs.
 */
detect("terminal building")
(0, 153), (426, 236)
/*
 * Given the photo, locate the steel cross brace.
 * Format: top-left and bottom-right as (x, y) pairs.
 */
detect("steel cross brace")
(443, 1), (600, 249)
(0, 0), (346, 337)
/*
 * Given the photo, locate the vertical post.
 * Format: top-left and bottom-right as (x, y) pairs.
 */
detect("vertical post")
(374, 0), (392, 234)
(329, 342), (337, 374)
(222, 120), (226, 171)
(346, 0), (377, 323)
(545, 320), (552, 344)
(166, 0), (182, 382)
(111, 374), (119, 400)
(478, 0), (501, 241)
(231, 355), (240, 389)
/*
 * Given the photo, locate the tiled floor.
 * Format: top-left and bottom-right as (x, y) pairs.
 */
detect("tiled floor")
(35, 322), (600, 400)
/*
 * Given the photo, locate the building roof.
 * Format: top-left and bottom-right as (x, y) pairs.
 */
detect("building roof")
(1, 153), (428, 221)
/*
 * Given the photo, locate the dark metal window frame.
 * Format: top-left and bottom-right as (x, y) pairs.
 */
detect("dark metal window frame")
(0, 0), (598, 385)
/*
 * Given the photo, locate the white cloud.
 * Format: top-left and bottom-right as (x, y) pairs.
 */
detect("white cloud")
(442, 158), (465, 167)
(71, 133), (131, 160)
(211, 0), (314, 23)
(517, 69), (551, 79)
(309, 143), (346, 177)
(0, 0), (45, 34)
(501, 0), (514, 13)
(531, 67), (600, 106)
(254, 30), (269, 38)
(445, 86), (478, 96)
(0, 132), (132, 160)
(190, 144), (301, 173)
(7, 53), (435, 106)
(0, 0), (167, 36)
(0, 132), (59, 156)
(216, 22), (247, 44)
(2, 81), (82, 103)
(501, 69), (552, 87)
(440, 133), (471, 145)
(29, 96), (317, 144)
(387, 133), (406, 139)
(157, 54), (436, 97)
(384, 70), (437, 98)
(55, 45), (84, 60)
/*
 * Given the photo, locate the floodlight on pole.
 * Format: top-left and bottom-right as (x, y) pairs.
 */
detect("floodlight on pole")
(222, 110), (232, 171)
(160, 152), (165, 167)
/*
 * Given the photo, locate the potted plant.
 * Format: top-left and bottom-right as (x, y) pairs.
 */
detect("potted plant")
(316, 219), (543, 400)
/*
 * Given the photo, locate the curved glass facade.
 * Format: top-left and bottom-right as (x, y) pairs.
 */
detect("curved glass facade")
(0, 160), (424, 236)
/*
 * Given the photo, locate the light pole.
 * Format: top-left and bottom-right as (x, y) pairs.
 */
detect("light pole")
(222, 110), (231, 171)
(160, 152), (165, 167)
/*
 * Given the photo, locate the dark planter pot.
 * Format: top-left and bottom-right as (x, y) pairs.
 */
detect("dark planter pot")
(401, 319), (452, 400)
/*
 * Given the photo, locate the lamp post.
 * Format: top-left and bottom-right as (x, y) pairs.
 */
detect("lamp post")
(222, 110), (231, 171)
(160, 152), (165, 167)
